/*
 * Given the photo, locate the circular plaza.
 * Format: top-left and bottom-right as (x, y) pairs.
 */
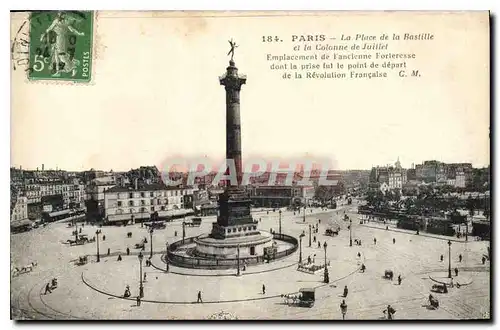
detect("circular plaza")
(10, 203), (491, 320)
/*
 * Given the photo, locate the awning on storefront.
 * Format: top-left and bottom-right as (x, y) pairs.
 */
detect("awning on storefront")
(49, 209), (71, 217)
(11, 219), (34, 228)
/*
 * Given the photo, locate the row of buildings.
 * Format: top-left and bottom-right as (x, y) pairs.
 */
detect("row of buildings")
(11, 164), (346, 225)
(369, 159), (486, 192)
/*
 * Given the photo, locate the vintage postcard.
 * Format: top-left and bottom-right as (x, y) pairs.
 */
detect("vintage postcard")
(10, 11), (490, 320)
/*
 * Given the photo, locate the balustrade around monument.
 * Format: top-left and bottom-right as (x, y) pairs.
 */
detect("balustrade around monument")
(166, 233), (298, 269)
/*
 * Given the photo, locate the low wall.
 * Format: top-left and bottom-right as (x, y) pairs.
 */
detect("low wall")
(166, 233), (298, 269)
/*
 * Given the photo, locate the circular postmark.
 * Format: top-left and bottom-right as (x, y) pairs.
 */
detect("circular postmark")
(11, 11), (93, 82)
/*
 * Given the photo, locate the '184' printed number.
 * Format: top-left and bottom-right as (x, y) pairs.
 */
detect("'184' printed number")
(262, 36), (282, 42)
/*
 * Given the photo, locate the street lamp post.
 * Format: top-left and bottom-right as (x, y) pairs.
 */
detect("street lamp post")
(299, 233), (305, 265)
(349, 219), (353, 247)
(95, 229), (101, 262)
(237, 244), (241, 276)
(75, 220), (79, 241)
(309, 224), (312, 247)
(279, 210), (282, 234)
(323, 242), (329, 283)
(138, 252), (144, 298)
(465, 221), (469, 242)
(303, 206), (306, 222)
(447, 240), (452, 278)
(182, 221), (186, 244)
(165, 242), (169, 273)
(149, 228), (154, 259)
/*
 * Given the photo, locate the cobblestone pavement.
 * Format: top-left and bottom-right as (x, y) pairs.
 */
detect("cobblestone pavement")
(10, 203), (490, 320)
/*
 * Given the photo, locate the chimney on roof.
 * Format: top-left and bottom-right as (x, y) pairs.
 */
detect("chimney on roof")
(37, 167), (39, 171)
(42, 164), (44, 171)
(134, 178), (138, 190)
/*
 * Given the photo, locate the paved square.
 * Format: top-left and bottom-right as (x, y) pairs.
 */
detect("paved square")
(11, 203), (490, 320)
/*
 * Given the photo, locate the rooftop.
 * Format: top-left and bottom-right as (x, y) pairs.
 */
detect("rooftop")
(105, 183), (191, 193)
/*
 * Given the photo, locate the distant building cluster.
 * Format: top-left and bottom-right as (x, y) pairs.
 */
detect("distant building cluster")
(10, 166), (85, 223)
(370, 158), (489, 193)
(370, 158), (407, 193)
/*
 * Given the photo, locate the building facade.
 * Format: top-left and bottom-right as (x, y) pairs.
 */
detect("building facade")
(248, 185), (315, 208)
(11, 195), (28, 222)
(104, 183), (195, 223)
(370, 158), (407, 191)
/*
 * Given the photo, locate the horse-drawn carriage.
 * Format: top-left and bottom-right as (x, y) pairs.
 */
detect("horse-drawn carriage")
(325, 226), (340, 236)
(135, 242), (145, 249)
(12, 261), (37, 276)
(384, 270), (394, 280)
(431, 283), (448, 294)
(76, 255), (88, 266)
(184, 218), (202, 227)
(281, 288), (315, 308)
(67, 235), (89, 246)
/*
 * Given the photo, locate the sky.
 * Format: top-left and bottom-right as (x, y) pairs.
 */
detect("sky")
(11, 12), (490, 172)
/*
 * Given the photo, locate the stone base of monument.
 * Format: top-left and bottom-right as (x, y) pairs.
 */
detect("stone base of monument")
(166, 232), (299, 270)
(193, 231), (273, 259)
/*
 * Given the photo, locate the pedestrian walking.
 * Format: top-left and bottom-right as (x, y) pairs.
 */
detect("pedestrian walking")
(357, 252), (361, 258)
(440, 254), (444, 262)
(374, 238), (377, 245)
(343, 285), (348, 298)
(454, 267), (459, 277)
(318, 241), (321, 248)
(397, 275), (402, 285)
(107, 248), (110, 256)
(103, 235), (106, 241)
(79, 228), (82, 233)
(144, 273), (147, 282)
(262, 284), (266, 294)
(126, 247), (130, 255)
(385, 305), (396, 320)
(314, 236), (317, 243)
(197, 291), (203, 303)
(459, 254), (462, 262)
(393, 238), (396, 244)
(482, 256), (486, 264)
(117, 254), (122, 261)
(136, 296), (141, 306)
(44, 283), (52, 295)
(340, 299), (347, 320)
(308, 255), (311, 264)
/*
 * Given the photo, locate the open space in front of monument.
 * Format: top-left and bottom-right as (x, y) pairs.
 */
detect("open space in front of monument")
(11, 204), (490, 320)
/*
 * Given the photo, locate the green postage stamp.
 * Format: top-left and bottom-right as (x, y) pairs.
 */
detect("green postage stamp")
(28, 11), (93, 82)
